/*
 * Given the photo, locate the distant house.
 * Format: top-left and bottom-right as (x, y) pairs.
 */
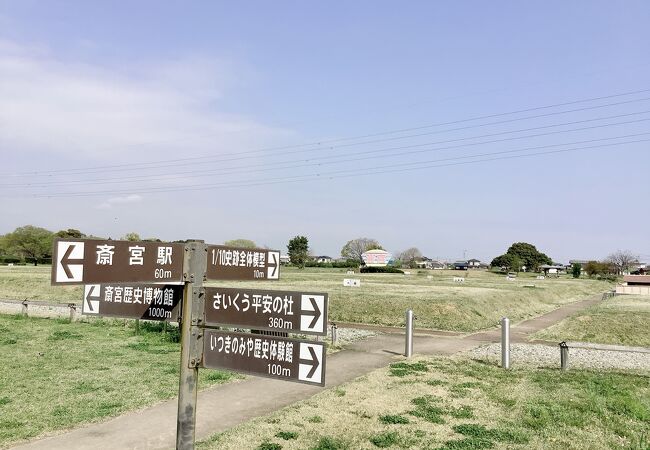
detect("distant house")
(362, 249), (392, 267)
(315, 256), (333, 263)
(539, 264), (565, 276)
(632, 262), (647, 274)
(616, 275), (650, 295)
(415, 258), (447, 270)
(568, 259), (591, 273)
(280, 254), (291, 265)
(467, 258), (488, 269)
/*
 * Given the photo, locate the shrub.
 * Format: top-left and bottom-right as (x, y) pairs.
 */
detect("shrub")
(572, 263), (582, 278)
(0, 256), (21, 264)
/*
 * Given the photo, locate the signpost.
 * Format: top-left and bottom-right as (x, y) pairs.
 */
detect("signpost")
(204, 287), (327, 335)
(82, 283), (182, 321)
(51, 238), (184, 285)
(50, 238), (327, 450)
(206, 245), (280, 280)
(202, 330), (326, 386)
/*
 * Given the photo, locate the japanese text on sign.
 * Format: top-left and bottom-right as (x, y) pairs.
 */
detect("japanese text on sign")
(51, 239), (184, 285)
(209, 333), (294, 363)
(82, 283), (182, 321)
(206, 245), (280, 281)
(212, 290), (294, 315)
(211, 248), (265, 268)
(203, 287), (327, 335)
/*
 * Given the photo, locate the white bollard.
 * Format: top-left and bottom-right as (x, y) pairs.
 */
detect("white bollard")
(501, 317), (510, 369)
(405, 309), (414, 357)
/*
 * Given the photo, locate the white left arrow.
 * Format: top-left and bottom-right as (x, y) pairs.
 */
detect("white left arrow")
(83, 285), (100, 314)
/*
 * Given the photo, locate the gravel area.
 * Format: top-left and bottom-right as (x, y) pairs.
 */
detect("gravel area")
(328, 326), (377, 346)
(466, 343), (650, 372)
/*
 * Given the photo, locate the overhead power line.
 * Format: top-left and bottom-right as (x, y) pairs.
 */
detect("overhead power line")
(23, 137), (648, 198)
(9, 116), (650, 189)
(3, 88), (650, 177)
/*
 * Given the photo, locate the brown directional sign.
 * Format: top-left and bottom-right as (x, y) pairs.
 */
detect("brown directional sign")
(206, 245), (280, 281)
(203, 287), (327, 335)
(51, 238), (184, 285)
(82, 283), (183, 321)
(202, 330), (325, 386)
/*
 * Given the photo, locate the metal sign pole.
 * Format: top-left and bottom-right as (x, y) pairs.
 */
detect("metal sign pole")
(176, 241), (206, 450)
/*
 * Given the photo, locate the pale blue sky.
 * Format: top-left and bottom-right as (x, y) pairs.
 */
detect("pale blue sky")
(1, 1), (649, 263)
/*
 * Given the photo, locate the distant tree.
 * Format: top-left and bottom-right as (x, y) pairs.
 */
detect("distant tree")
(55, 229), (84, 239)
(2, 225), (54, 265)
(0, 235), (7, 257)
(397, 247), (422, 268)
(491, 242), (552, 273)
(571, 263), (582, 278)
(584, 261), (600, 277)
(224, 239), (257, 249)
(121, 232), (141, 241)
(506, 242), (552, 272)
(605, 250), (638, 275)
(491, 253), (522, 272)
(490, 254), (510, 270)
(287, 236), (309, 269)
(340, 238), (383, 264)
(585, 260), (615, 277)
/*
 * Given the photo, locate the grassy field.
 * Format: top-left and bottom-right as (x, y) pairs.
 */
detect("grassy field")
(0, 266), (612, 332)
(532, 295), (650, 347)
(198, 356), (650, 450)
(0, 266), (82, 303)
(215, 268), (611, 332)
(0, 314), (237, 448)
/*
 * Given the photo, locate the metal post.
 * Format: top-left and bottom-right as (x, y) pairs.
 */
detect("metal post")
(176, 241), (206, 450)
(21, 300), (28, 317)
(500, 317), (510, 369)
(331, 323), (338, 345)
(68, 303), (76, 322)
(560, 341), (569, 370)
(405, 309), (414, 358)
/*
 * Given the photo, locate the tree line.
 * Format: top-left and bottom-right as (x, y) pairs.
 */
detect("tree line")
(0, 226), (157, 265)
(1, 225), (641, 276)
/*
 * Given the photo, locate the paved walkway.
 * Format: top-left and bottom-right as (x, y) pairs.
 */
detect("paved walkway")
(11, 295), (602, 450)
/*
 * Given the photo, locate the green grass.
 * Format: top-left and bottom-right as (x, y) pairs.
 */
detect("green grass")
(0, 314), (237, 447)
(532, 295), (650, 347)
(0, 266), (611, 332)
(0, 265), (82, 303)
(275, 431), (298, 440)
(369, 431), (400, 447)
(378, 414), (410, 424)
(197, 356), (650, 450)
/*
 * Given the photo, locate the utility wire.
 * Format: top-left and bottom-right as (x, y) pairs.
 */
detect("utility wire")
(10, 116), (650, 189)
(24, 138), (648, 198)
(3, 88), (649, 177)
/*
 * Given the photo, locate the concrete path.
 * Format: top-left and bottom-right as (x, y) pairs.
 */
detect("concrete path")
(11, 295), (601, 450)
(465, 294), (602, 343)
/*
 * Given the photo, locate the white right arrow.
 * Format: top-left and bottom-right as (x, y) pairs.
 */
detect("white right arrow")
(267, 251), (280, 279)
